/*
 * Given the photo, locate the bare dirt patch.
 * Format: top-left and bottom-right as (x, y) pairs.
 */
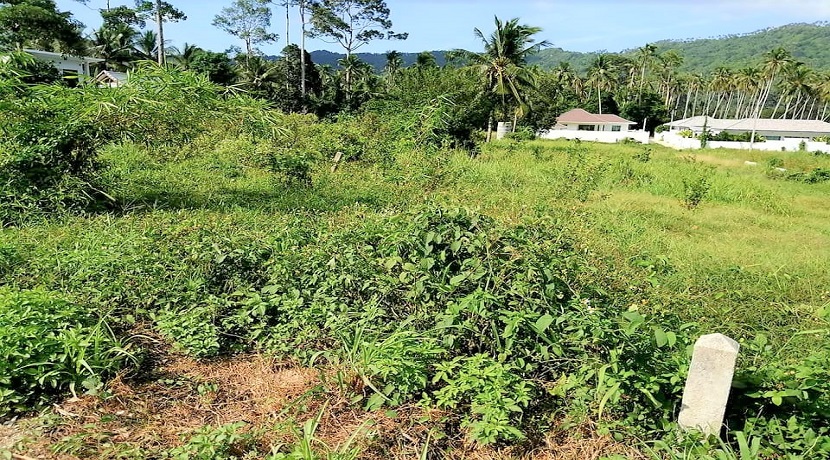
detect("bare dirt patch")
(3, 352), (643, 459)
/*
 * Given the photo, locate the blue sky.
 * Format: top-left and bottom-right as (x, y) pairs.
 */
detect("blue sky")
(57, 0), (830, 55)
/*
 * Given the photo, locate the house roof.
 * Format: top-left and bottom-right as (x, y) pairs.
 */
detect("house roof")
(23, 48), (104, 63)
(557, 108), (635, 125)
(94, 70), (128, 82)
(669, 116), (830, 134)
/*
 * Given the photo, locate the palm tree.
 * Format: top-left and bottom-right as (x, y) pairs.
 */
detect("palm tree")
(384, 50), (403, 87)
(635, 43), (657, 101)
(587, 54), (617, 114)
(462, 16), (550, 135)
(338, 54), (372, 101)
(415, 51), (437, 70)
(134, 30), (159, 61)
(170, 42), (199, 70)
(91, 25), (136, 71)
(815, 72), (830, 120)
(750, 48), (793, 144)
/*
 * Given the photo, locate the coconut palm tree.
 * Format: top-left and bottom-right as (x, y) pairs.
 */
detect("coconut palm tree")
(635, 43), (657, 101)
(461, 16), (550, 135)
(134, 30), (159, 61)
(750, 48), (793, 143)
(552, 61), (583, 98)
(170, 42), (199, 70)
(91, 24), (136, 71)
(587, 54), (617, 114)
(384, 50), (403, 87)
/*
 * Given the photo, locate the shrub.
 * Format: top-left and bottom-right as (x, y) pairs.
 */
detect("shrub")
(710, 131), (765, 142)
(504, 127), (536, 142)
(655, 124), (669, 133)
(0, 288), (128, 417)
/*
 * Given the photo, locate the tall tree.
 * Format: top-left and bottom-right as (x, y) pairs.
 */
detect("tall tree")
(635, 43), (657, 102)
(383, 49), (402, 87)
(459, 16), (549, 136)
(587, 54), (617, 115)
(750, 48), (792, 144)
(310, 0), (406, 57)
(0, 0), (86, 53)
(212, 0), (277, 66)
(135, 0), (186, 64)
(296, 0), (317, 97)
(272, 44), (322, 112)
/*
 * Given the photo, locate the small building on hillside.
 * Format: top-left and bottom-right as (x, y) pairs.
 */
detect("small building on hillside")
(538, 108), (649, 144)
(667, 116), (830, 140)
(93, 70), (129, 88)
(23, 49), (103, 85)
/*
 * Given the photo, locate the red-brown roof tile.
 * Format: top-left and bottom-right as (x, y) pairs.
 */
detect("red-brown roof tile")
(557, 108), (635, 124)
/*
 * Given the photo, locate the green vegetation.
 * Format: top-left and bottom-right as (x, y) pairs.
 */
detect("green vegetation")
(2, 4), (830, 459)
(0, 59), (829, 458)
(530, 23), (830, 74)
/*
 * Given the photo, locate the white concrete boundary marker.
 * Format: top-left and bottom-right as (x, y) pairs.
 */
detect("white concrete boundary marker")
(678, 333), (740, 436)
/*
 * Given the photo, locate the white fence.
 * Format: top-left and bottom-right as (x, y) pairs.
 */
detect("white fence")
(538, 129), (651, 144)
(657, 132), (830, 153)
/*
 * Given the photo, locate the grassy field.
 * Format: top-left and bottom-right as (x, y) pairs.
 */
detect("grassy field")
(2, 136), (829, 459)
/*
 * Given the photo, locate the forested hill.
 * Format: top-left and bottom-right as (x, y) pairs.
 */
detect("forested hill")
(298, 22), (830, 74)
(284, 50), (448, 70)
(529, 22), (830, 73)
(647, 22), (830, 73)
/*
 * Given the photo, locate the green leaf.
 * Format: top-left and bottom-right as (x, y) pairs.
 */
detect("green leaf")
(654, 327), (668, 347)
(449, 274), (466, 286)
(535, 314), (554, 333)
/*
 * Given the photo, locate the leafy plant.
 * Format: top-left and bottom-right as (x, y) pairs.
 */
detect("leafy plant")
(0, 288), (129, 418)
(431, 354), (533, 444)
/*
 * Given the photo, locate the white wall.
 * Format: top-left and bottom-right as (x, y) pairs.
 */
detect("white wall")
(557, 122), (631, 132)
(539, 129), (650, 144)
(657, 132), (830, 153)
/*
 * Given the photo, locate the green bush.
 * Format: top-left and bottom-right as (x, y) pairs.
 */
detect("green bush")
(0, 288), (128, 418)
(710, 131), (765, 142)
(504, 127), (536, 142)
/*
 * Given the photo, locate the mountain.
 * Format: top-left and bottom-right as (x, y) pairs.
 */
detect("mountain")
(529, 22), (830, 73)
(276, 22), (830, 75)
(265, 50), (449, 72)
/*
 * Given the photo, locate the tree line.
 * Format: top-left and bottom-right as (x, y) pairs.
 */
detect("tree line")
(2, 0), (829, 135)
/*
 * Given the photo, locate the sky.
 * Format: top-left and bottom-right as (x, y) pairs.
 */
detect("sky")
(56, 0), (830, 56)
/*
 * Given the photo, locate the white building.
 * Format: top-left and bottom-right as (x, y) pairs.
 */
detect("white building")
(23, 49), (103, 84)
(660, 116), (830, 152)
(539, 108), (650, 144)
(667, 116), (830, 140)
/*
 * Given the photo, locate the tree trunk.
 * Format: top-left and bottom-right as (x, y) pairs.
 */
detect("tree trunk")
(285, 1), (290, 46)
(156, 0), (164, 65)
(299, 1), (306, 98)
(597, 87), (602, 115)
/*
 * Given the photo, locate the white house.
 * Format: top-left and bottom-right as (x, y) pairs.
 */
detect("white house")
(667, 116), (830, 140)
(538, 108), (650, 144)
(660, 116), (830, 152)
(93, 70), (129, 88)
(23, 49), (103, 84)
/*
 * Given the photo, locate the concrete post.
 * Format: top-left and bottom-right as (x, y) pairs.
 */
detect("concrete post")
(678, 333), (740, 436)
